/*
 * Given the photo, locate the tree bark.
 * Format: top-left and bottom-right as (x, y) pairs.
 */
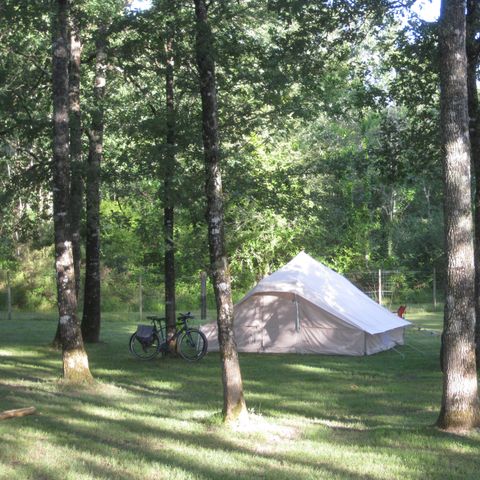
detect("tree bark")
(52, 0), (92, 382)
(437, 0), (479, 431)
(164, 15), (176, 338)
(194, 0), (248, 424)
(466, 0), (480, 369)
(69, 8), (83, 301)
(51, 7), (83, 349)
(82, 25), (106, 343)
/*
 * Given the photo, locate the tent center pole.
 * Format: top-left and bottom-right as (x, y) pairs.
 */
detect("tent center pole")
(294, 294), (300, 332)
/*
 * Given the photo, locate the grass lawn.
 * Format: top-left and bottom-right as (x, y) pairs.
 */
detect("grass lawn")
(0, 309), (479, 480)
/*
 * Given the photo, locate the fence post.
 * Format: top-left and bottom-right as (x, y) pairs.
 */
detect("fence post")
(378, 269), (382, 305)
(7, 271), (12, 321)
(139, 273), (143, 321)
(433, 267), (437, 310)
(200, 271), (207, 320)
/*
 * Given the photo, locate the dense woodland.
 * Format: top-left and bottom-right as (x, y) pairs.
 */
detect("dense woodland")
(1, 1), (442, 311)
(1, 0), (480, 429)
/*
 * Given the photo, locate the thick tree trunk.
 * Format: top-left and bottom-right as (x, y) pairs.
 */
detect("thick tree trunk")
(164, 18), (176, 337)
(466, 0), (480, 369)
(52, 0), (92, 382)
(82, 26), (106, 343)
(69, 11), (83, 302)
(194, 0), (248, 424)
(437, 0), (479, 431)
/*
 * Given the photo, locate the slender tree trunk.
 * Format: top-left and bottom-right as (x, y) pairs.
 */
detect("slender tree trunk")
(69, 10), (83, 301)
(6, 271), (12, 321)
(466, 0), (480, 369)
(437, 0), (479, 431)
(164, 16), (176, 338)
(194, 0), (248, 424)
(52, 8), (83, 349)
(82, 25), (106, 343)
(52, 0), (92, 382)
(387, 189), (395, 258)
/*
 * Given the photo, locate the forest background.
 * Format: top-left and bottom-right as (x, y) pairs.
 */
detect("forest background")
(0, 0), (443, 316)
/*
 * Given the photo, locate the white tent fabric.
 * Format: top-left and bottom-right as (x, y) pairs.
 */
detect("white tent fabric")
(202, 252), (411, 355)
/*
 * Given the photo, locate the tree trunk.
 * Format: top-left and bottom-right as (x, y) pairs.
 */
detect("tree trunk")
(194, 0), (248, 424)
(387, 189), (395, 258)
(69, 10), (83, 302)
(51, 8), (83, 349)
(437, 0), (479, 431)
(52, 0), (92, 382)
(82, 25), (106, 343)
(164, 16), (176, 338)
(466, 0), (480, 369)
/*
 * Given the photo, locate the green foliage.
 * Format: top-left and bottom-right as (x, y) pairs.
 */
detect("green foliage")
(101, 199), (147, 273)
(2, 247), (56, 312)
(0, 0), (446, 313)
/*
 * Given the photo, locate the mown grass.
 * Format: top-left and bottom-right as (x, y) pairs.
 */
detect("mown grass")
(0, 309), (479, 480)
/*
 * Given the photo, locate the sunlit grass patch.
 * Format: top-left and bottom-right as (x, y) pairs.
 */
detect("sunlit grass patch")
(0, 309), (479, 479)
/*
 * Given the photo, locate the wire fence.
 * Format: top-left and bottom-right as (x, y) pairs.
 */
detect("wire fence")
(0, 268), (214, 322)
(345, 268), (441, 310)
(0, 266), (443, 321)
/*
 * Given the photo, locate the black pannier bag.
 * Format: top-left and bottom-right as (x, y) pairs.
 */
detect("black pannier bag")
(135, 325), (155, 346)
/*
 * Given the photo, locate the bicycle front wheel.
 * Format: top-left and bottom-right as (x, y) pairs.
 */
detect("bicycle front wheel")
(178, 329), (208, 361)
(129, 332), (161, 360)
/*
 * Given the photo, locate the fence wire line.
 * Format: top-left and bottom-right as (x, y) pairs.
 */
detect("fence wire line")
(1, 267), (441, 314)
(0, 268), (214, 320)
(345, 268), (439, 308)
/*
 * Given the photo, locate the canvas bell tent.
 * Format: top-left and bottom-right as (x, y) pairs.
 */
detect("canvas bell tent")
(202, 252), (411, 356)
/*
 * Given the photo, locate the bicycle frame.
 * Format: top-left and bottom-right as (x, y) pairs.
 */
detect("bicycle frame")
(147, 314), (193, 350)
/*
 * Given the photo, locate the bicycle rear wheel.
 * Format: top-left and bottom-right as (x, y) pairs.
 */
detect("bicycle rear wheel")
(129, 332), (161, 360)
(178, 328), (208, 361)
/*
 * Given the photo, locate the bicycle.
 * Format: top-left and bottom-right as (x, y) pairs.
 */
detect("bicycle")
(129, 312), (208, 361)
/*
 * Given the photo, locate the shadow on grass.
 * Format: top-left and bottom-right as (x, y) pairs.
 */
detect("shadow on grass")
(1, 314), (479, 479)
(0, 404), (394, 480)
(2, 394), (479, 480)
